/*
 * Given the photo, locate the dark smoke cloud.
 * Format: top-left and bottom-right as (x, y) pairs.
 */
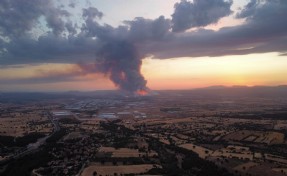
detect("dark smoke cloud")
(171, 0), (233, 32)
(125, 16), (171, 42)
(78, 15), (170, 92)
(78, 8), (149, 92)
(0, 0), (287, 92)
(95, 40), (146, 92)
(79, 40), (147, 92)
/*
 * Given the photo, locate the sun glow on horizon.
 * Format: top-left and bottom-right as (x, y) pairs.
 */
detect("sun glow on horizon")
(0, 52), (286, 91)
(142, 52), (287, 90)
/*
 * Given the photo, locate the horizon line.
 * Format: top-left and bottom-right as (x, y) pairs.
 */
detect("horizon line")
(1, 84), (287, 93)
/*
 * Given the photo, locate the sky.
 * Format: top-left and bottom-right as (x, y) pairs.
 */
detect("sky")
(0, 0), (286, 92)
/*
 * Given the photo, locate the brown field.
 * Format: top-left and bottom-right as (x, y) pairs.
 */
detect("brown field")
(265, 154), (287, 164)
(179, 143), (212, 158)
(180, 143), (254, 160)
(273, 168), (287, 175)
(247, 164), (285, 176)
(63, 132), (85, 141)
(137, 117), (194, 125)
(0, 114), (53, 137)
(81, 164), (160, 176)
(222, 130), (284, 145)
(233, 162), (258, 172)
(79, 120), (108, 132)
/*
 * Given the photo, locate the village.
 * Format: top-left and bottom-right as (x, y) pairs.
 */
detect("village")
(1, 90), (287, 176)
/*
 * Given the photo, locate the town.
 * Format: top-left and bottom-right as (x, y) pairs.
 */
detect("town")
(1, 87), (287, 176)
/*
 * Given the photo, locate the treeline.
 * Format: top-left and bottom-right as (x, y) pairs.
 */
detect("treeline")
(46, 128), (66, 143)
(100, 120), (135, 149)
(1, 146), (53, 176)
(147, 138), (234, 176)
(2, 129), (67, 175)
(0, 132), (45, 147)
(221, 112), (287, 120)
(58, 117), (80, 124)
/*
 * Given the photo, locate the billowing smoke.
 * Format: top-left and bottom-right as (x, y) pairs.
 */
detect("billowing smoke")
(80, 40), (147, 93)
(75, 1), (232, 93)
(1, 0), (287, 93)
(78, 7), (150, 93)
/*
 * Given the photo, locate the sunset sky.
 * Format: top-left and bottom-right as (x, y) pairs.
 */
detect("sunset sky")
(0, 0), (286, 92)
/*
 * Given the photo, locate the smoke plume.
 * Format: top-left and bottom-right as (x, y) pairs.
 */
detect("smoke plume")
(1, 0), (287, 93)
(80, 40), (147, 93)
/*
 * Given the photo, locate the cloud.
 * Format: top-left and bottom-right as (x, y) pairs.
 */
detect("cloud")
(0, 65), (92, 84)
(1, 0), (286, 63)
(2, 34), (99, 65)
(146, 0), (287, 58)
(171, 0), (233, 32)
(69, 2), (76, 8)
(82, 7), (103, 20)
(124, 16), (171, 42)
(0, 0), (48, 38)
(0, 0), (77, 39)
(3, 0), (286, 65)
(0, 0), (287, 91)
(45, 8), (71, 36)
(236, 0), (259, 19)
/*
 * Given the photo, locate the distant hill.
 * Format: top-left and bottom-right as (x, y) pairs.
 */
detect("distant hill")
(158, 85), (287, 99)
(1, 85), (287, 103)
(191, 85), (287, 98)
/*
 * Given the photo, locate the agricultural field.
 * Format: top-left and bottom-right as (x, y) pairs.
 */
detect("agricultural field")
(179, 143), (212, 158)
(222, 130), (285, 145)
(81, 164), (160, 176)
(63, 132), (86, 141)
(0, 113), (52, 137)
